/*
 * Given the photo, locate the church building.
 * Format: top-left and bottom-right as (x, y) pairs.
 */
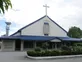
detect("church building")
(0, 15), (81, 51)
(0, 5), (81, 51)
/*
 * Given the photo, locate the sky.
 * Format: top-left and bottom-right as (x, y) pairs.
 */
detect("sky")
(0, 0), (82, 36)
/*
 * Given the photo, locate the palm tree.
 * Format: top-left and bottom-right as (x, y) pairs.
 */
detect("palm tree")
(0, 0), (12, 13)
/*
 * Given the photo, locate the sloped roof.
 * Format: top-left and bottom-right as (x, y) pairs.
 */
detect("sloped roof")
(11, 15), (67, 36)
(0, 35), (57, 41)
(0, 35), (82, 42)
(56, 37), (81, 41)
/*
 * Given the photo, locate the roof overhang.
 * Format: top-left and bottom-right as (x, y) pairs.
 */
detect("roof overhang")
(0, 36), (82, 42)
(56, 37), (82, 42)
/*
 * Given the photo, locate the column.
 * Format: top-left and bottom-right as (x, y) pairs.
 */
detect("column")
(1, 40), (4, 51)
(21, 41), (23, 51)
(13, 40), (15, 51)
(0, 40), (3, 51)
(55, 42), (57, 49)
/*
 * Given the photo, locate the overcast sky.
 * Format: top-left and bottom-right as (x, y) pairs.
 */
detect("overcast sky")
(0, 0), (82, 36)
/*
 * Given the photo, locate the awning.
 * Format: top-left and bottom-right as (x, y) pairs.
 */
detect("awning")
(0, 36), (82, 42)
(18, 36), (56, 41)
(57, 37), (82, 41)
(0, 35), (57, 41)
(0, 36), (19, 40)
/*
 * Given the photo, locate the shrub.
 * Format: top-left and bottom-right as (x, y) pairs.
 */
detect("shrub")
(61, 50), (71, 55)
(40, 51), (45, 56)
(27, 51), (36, 56)
(72, 46), (82, 54)
(27, 46), (82, 56)
(73, 43), (82, 46)
(51, 50), (60, 56)
(34, 47), (41, 52)
(44, 50), (51, 56)
(42, 42), (49, 50)
(61, 45), (71, 51)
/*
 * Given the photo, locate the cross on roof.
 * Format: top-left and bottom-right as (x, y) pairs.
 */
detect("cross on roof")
(43, 4), (49, 16)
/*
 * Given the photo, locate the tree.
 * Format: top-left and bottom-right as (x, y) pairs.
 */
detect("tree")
(67, 26), (82, 38)
(0, 0), (12, 13)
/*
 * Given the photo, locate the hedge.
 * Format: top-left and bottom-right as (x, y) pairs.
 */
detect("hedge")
(27, 46), (82, 56)
(27, 50), (82, 57)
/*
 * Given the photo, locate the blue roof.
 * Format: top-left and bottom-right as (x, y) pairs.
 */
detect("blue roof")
(57, 37), (82, 41)
(0, 35), (82, 42)
(0, 36), (19, 40)
(17, 35), (57, 41)
(0, 35), (57, 41)
(11, 15), (67, 36)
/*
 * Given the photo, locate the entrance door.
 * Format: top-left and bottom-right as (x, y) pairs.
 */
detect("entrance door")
(15, 40), (21, 51)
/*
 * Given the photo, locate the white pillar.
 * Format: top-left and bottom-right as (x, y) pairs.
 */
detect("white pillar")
(0, 40), (3, 51)
(21, 41), (23, 51)
(1, 40), (4, 51)
(13, 40), (15, 51)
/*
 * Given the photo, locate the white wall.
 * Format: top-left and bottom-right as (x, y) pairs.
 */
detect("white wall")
(21, 16), (67, 37)
(2, 40), (15, 51)
(21, 17), (47, 36)
(47, 18), (67, 37)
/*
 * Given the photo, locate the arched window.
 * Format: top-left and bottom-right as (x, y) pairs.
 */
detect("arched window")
(43, 22), (49, 36)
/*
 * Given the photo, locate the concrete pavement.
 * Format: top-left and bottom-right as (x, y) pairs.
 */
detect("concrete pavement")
(0, 52), (82, 62)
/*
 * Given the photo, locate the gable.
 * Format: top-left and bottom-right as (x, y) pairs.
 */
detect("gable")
(11, 15), (67, 37)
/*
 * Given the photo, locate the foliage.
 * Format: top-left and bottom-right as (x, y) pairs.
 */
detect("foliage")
(61, 45), (71, 51)
(73, 43), (82, 46)
(42, 42), (49, 50)
(27, 50), (61, 56)
(0, 0), (12, 13)
(27, 44), (82, 56)
(51, 50), (61, 56)
(67, 26), (82, 38)
(34, 47), (41, 52)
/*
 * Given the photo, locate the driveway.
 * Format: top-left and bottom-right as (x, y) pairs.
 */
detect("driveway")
(0, 52), (82, 62)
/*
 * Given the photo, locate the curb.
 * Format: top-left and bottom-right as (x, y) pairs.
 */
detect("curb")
(27, 55), (82, 60)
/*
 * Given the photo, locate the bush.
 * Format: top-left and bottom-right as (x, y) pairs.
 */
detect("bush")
(72, 46), (82, 54)
(34, 47), (41, 52)
(51, 50), (60, 56)
(73, 43), (82, 46)
(42, 42), (49, 50)
(27, 51), (36, 56)
(27, 46), (82, 56)
(27, 50), (61, 56)
(60, 50), (71, 55)
(61, 45), (71, 51)
(44, 50), (51, 56)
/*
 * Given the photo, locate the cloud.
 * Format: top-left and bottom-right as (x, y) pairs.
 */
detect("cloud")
(1, 0), (82, 36)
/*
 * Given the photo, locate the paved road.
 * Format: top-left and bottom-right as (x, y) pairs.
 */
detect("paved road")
(0, 52), (82, 62)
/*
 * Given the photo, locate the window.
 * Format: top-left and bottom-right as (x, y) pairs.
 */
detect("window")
(43, 22), (49, 36)
(44, 34), (48, 36)
(24, 41), (33, 48)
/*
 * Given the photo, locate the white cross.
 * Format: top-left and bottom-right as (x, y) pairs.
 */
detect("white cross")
(43, 4), (49, 16)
